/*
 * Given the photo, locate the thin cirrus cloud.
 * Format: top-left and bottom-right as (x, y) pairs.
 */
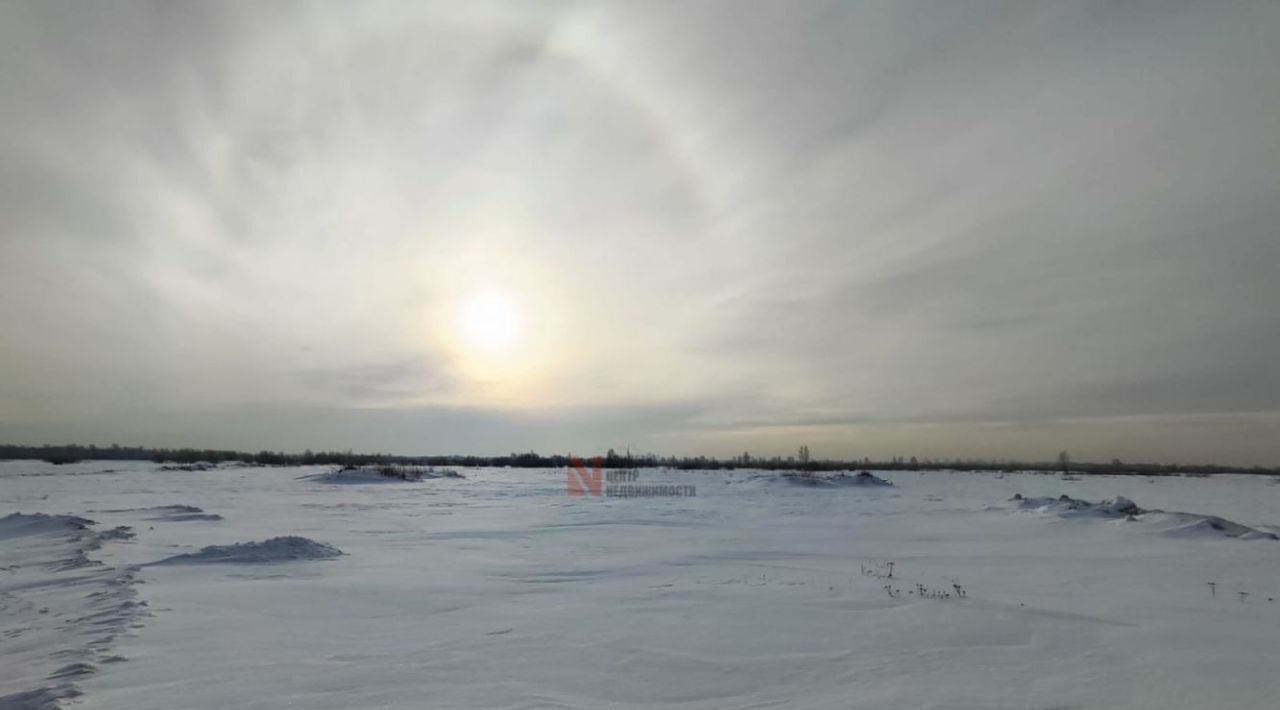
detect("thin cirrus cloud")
(0, 1), (1277, 464)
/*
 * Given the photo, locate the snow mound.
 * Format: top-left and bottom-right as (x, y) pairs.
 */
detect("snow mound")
(95, 526), (136, 542)
(778, 471), (893, 488)
(1011, 494), (1276, 539)
(159, 462), (218, 471)
(304, 466), (464, 484)
(93, 505), (222, 521)
(0, 686), (80, 710)
(153, 536), (344, 564)
(0, 512), (95, 538)
(145, 505), (222, 522)
(1012, 494), (1143, 518)
(1150, 512), (1279, 540)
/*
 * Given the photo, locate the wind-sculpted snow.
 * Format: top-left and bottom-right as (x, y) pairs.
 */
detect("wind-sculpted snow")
(151, 537), (343, 565)
(1012, 493), (1144, 517)
(95, 505), (222, 522)
(302, 466), (464, 484)
(159, 463), (219, 472)
(1146, 511), (1279, 540)
(775, 471), (893, 487)
(0, 513), (95, 537)
(0, 514), (145, 710)
(1012, 493), (1278, 539)
(93, 506), (225, 521)
(142, 505), (222, 522)
(0, 686), (73, 710)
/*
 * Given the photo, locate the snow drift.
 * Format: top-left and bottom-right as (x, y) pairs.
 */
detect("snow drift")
(1148, 512), (1279, 540)
(94, 505), (222, 522)
(0, 514), (145, 709)
(777, 471), (893, 488)
(143, 505), (222, 522)
(1012, 494), (1277, 539)
(152, 537), (344, 565)
(302, 466), (464, 484)
(0, 512), (95, 537)
(1011, 494), (1143, 518)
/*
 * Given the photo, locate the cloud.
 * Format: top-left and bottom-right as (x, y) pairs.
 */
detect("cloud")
(1, 1), (1278, 464)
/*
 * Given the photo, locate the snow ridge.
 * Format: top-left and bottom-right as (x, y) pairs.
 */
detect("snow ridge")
(302, 466), (464, 484)
(0, 514), (146, 709)
(777, 471), (893, 488)
(1011, 494), (1278, 539)
(152, 537), (344, 565)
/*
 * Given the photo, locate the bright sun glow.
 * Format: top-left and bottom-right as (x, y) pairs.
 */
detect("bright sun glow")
(457, 290), (522, 352)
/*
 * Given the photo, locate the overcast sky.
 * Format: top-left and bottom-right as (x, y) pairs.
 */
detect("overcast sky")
(2, 1), (1278, 464)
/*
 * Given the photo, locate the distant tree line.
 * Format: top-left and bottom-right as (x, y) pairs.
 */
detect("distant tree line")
(1, 443), (1277, 476)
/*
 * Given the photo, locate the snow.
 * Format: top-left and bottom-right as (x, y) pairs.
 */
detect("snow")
(140, 505), (224, 522)
(151, 537), (343, 565)
(3, 461), (1280, 709)
(301, 466), (465, 484)
(93, 505), (223, 522)
(1013, 492), (1279, 539)
(1150, 512), (1279, 541)
(0, 513), (146, 709)
(775, 470), (893, 487)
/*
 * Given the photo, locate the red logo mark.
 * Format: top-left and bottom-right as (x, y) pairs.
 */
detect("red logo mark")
(567, 455), (604, 496)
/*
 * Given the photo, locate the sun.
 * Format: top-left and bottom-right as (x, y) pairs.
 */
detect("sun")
(457, 290), (522, 352)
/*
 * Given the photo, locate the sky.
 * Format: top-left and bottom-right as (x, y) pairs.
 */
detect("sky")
(1, 1), (1278, 465)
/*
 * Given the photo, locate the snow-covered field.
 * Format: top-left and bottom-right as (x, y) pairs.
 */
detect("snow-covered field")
(3, 461), (1279, 709)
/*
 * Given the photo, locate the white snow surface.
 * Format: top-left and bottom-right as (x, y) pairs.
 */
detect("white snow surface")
(2, 461), (1280, 709)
